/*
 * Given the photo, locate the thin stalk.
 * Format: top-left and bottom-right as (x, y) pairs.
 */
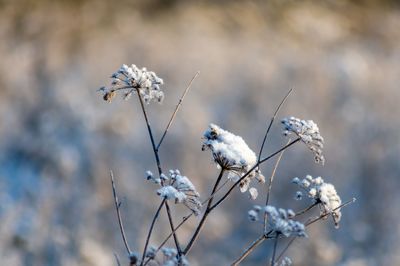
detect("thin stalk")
(140, 199), (165, 266)
(263, 140), (289, 233)
(183, 169), (225, 255)
(110, 171), (132, 256)
(258, 89), (293, 161)
(231, 235), (267, 266)
(210, 138), (301, 212)
(270, 235), (280, 266)
(157, 71), (200, 150)
(275, 198), (356, 262)
(294, 202), (318, 217)
(136, 91), (182, 255)
(143, 178), (231, 266)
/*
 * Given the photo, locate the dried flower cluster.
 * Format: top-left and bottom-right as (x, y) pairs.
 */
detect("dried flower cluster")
(99, 64), (164, 103)
(156, 170), (202, 215)
(202, 124), (264, 197)
(160, 247), (189, 266)
(248, 205), (307, 238)
(281, 117), (325, 164)
(99, 64), (352, 266)
(293, 175), (342, 228)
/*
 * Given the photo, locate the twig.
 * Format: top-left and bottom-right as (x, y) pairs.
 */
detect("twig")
(263, 139), (289, 233)
(136, 91), (182, 255)
(231, 235), (266, 266)
(183, 169), (225, 255)
(114, 253), (121, 266)
(110, 171), (132, 256)
(210, 138), (301, 212)
(157, 71), (200, 150)
(143, 178), (231, 266)
(294, 202), (318, 217)
(270, 235), (280, 266)
(140, 199), (165, 265)
(275, 198), (356, 262)
(258, 89), (293, 161)
(305, 198), (356, 227)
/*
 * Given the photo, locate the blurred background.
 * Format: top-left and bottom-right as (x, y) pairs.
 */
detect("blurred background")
(0, 0), (399, 265)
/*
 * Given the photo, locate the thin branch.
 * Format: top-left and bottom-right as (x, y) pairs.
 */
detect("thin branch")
(114, 253), (121, 266)
(110, 171), (132, 255)
(294, 202), (318, 217)
(157, 71), (200, 150)
(263, 139), (289, 233)
(210, 138), (301, 212)
(305, 198), (356, 227)
(231, 235), (267, 266)
(275, 198), (357, 262)
(143, 177), (231, 266)
(140, 199), (165, 266)
(136, 91), (182, 255)
(270, 235), (280, 266)
(258, 88), (293, 161)
(183, 169), (225, 255)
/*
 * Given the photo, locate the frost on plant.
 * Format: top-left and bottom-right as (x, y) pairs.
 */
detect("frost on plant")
(248, 205), (306, 238)
(98, 64), (164, 103)
(279, 257), (292, 266)
(293, 175), (342, 228)
(202, 124), (264, 197)
(156, 170), (202, 215)
(161, 247), (189, 266)
(281, 117), (325, 164)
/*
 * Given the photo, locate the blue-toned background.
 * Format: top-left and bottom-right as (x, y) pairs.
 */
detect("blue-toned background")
(0, 1), (399, 265)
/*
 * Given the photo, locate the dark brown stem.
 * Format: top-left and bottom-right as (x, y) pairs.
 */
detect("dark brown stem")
(275, 198), (356, 262)
(143, 178), (231, 266)
(157, 71), (199, 150)
(270, 234), (280, 266)
(258, 89), (293, 161)
(294, 202), (318, 217)
(231, 235), (267, 266)
(140, 199), (165, 266)
(183, 169), (225, 255)
(110, 171), (132, 256)
(210, 138), (301, 212)
(136, 91), (182, 255)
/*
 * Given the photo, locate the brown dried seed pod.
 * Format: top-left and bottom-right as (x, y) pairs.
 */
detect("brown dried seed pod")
(103, 90), (116, 102)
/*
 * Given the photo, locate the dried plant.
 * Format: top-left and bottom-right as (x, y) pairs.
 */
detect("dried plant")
(99, 64), (355, 266)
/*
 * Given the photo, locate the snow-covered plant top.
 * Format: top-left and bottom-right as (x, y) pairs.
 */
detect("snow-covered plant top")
(293, 175), (342, 228)
(281, 117), (325, 164)
(201, 124), (265, 198)
(248, 205), (307, 238)
(99, 64), (164, 104)
(156, 169), (202, 215)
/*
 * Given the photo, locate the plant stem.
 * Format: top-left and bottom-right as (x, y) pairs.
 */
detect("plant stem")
(210, 138), (301, 212)
(258, 89), (293, 161)
(110, 171), (132, 256)
(183, 169), (225, 255)
(140, 199), (165, 266)
(270, 235), (279, 266)
(157, 71), (199, 150)
(136, 91), (182, 255)
(231, 235), (267, 266)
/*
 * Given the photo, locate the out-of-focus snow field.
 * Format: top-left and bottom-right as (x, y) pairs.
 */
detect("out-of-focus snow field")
(0, 1), (399, 265)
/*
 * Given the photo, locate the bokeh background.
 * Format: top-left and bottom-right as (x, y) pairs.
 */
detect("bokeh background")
(1, 0), (399, 265)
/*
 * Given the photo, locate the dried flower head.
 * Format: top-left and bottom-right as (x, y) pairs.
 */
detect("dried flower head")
(202, 124), (264, 198)
(99, 64), (164, 103)
(161, 247), (189, 266)
(293, 175), (342, 228)
(264, 206), (307, 237)
(156, 170), (201, 215)
(247, 205), (304, 237)
(281, 117), (325, 164)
